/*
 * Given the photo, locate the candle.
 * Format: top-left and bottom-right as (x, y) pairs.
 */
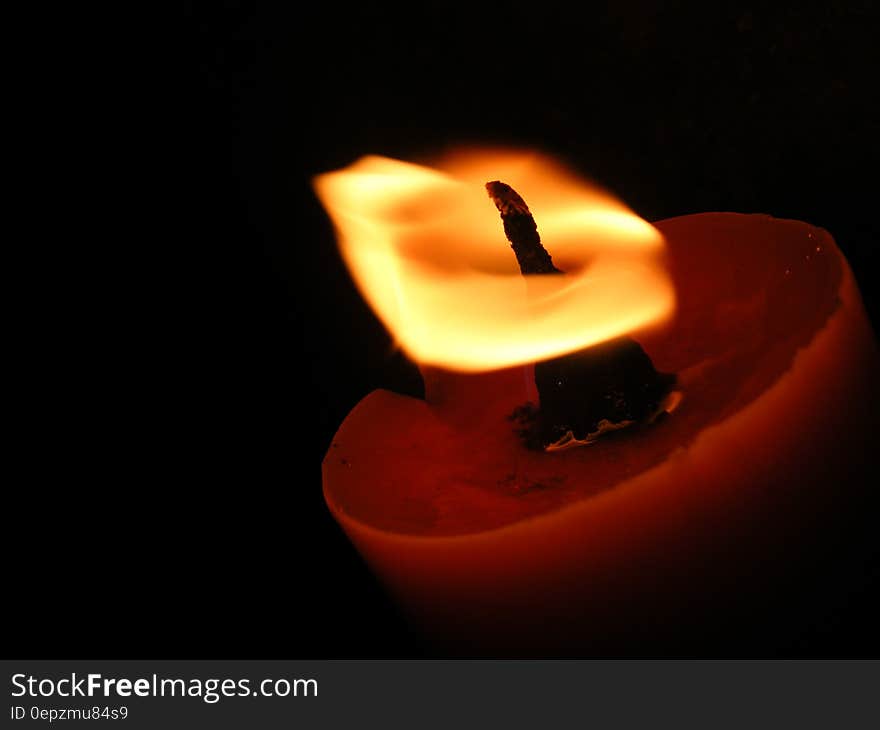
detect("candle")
(314, 151), (879, 654)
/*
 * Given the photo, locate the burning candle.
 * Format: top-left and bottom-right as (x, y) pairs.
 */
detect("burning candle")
(313, 150), (879, 654)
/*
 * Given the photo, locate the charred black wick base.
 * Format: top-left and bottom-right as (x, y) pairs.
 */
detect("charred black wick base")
(532, 337), (677, 450)
(486, 180), (678, 451)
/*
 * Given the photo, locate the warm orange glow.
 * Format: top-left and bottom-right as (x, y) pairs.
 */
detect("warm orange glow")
(313, 149), (675, 372)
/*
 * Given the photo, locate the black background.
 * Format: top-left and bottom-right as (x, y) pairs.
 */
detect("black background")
(10, 1), (879, 658)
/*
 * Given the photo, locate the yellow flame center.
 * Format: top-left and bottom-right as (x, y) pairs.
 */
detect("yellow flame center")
(313, 149), (675, 372)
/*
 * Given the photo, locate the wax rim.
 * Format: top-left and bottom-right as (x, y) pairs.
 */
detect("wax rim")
(323, 213), (875, 543)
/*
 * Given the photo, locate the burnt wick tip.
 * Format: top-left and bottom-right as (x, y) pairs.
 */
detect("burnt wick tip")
(485, 181), (532, 217)
(485, 180), (561, 276)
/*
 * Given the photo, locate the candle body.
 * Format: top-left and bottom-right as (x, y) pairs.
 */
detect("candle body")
(323, 214), (880, 654)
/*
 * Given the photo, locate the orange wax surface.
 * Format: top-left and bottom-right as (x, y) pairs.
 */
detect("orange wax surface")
(323, 213), (879, 653)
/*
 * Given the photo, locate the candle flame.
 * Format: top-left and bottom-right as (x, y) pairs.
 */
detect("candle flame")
(313, 149), (675, 372)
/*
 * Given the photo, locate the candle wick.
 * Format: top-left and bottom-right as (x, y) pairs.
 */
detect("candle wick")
(486, 180), (679, 451)
(485, 181), (562, 275)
